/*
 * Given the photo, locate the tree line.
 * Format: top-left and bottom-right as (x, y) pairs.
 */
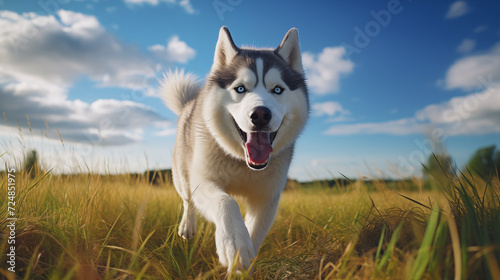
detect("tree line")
(424, 145), (500, 181)
(13, 144), (500, 182)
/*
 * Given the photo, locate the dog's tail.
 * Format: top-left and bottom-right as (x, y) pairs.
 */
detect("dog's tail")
(160, 70), (201, 116)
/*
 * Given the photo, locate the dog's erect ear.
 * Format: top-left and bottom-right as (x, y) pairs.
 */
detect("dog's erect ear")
(275, 28), (303, 74)
(212, 26), (239, 70)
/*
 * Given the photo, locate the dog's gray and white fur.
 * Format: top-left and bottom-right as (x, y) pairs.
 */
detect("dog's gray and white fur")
(161, 26), (309, 272)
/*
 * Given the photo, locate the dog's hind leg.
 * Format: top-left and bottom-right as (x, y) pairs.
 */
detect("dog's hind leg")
(174, 171), (196, 239)
(178, 199), (196, 239)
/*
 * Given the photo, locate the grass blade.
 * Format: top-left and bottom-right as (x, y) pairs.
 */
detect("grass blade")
(410, 207), (440, 280)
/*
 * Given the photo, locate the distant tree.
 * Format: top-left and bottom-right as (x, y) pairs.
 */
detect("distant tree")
(496, 150), (500, 176)
(145, 169), (173, 185)
(466, 145), (497, 180)
(423, 153), (455, 180)
(25, 150), (39, 175)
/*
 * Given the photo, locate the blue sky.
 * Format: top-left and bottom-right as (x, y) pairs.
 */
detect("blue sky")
(0, 0), (499, 181)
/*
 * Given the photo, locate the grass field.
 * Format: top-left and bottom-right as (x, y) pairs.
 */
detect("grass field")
(1, 164), (499, 279)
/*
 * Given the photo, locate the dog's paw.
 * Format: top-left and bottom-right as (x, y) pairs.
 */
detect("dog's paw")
(215, 225), (255, 272)
(178, 213), (196, 239)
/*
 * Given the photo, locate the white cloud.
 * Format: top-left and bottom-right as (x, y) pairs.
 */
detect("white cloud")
(324, 87), (500, 136)
(312, 101), (345, 117)
(312, 101), (351, 122)
(0, 10), (187, 146)
(58, 9), (100, 31)
(445, 1), (469, 19)
(325, 40), (500, 137)
(311, 158), (332, 167)
(0, 10), (195, 90)
(124, 0), (173, 5)
(148, 36), (196, 63)
(0, 10), (154, 89)
(302, 47), (354, 95)
(415, 87), (500, 135)
(445, 42), (500, 91)
(106, 6), (117, 13)
(154, 127), (177, 136)
(324, 118), (424, 136)
(179, 0), (195, 14)
(456, 38), (475, 54)
(0, 80), (170, 146)
(124, 0), (195, 14)
(126, 0), (159, 4)
(0, 130), (175, 175)
(0, 9), (196, 86)
(474, 25), (487, 33)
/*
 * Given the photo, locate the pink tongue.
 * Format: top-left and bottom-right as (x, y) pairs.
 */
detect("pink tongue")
(245, 132), (273, 164)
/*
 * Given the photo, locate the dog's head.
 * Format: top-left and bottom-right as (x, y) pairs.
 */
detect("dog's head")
(203, 26), (309, 171)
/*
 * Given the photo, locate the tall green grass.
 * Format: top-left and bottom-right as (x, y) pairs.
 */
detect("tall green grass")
(1, 163), (499, 279)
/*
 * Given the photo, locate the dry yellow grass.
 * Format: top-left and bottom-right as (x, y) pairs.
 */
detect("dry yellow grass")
(1, 169), (499, 279)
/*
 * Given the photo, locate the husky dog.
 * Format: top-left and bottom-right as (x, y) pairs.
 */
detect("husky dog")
(161, 26), (308, 272)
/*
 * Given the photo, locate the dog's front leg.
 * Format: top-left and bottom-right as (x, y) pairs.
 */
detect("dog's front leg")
(191, 182), (255, 272)
(244, 193), (281, 255)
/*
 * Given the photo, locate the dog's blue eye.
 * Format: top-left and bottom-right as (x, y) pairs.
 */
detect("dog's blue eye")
(272, 86), (284, 95)
(235, 85), (246, 94)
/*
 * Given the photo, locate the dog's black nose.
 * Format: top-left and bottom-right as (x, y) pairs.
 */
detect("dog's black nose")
(250, 106), (272, 128)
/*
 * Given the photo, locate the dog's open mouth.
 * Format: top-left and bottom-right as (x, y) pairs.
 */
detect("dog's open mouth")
(234, 120), (277, 170)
